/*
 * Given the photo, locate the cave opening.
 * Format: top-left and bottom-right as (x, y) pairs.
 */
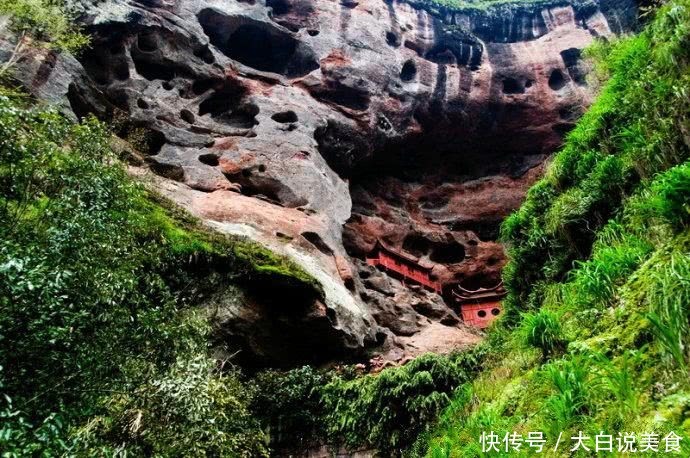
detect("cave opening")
(402, 234), (430, 258)
(548, 69), (567, 90)
(272, 110), (299, 123)
(131, 51), (175, 81)
(198, 153), (219, 166)
(197, 83), (250, 121)
(400, 60), (417, 82)
(386, 31), (401, 47)
(197, 10), (320, 78)
(136, 32), (158, 52)
(429, 242), (465, 264)
(180, 109), (195, 124)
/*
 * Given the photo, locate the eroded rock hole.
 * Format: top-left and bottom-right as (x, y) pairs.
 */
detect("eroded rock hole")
(314, 119), (371, 176)
(386, 31), (400, 47)
(224, 103), (260, 128)
(267, 0), (290, 15)
(271, 110), (298, 123)
(400, 59), (417, 82)
(560, 48), (586, 85)
(425, 41), (482, 70)
(198, 84), (247, 117)
(133, 61), (174, 81)
(502, 77), (524, 94)
(460, 274), (500, 291)
(193, 46), (215, 64)
(198, 153), (219, 166)
(131, 41), (175, 81)
(197, 10), (319, 78)
(149, 162), (184, 181)
(136, 129), (166, 155)
(402, 234), (429, 258)
(225, 25), (315, 76)
(137, 32), (158, 52)
(180, 109), (195, 124)
(224, 172), (298, 207)
(137, 98), (150, 109)
(191, 78), (216, 95)
(307, 29), (319, 36)
(67, 84), (95, 120)
(79, 43), (130, 85)
(548, 69), (567, 90)
(108, 89), (130, 110)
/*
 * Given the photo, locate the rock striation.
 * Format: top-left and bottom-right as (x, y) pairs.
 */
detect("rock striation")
(3, 0), (637, 366)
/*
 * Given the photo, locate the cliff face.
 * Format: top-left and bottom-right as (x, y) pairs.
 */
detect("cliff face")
(7, 0), (636, 366)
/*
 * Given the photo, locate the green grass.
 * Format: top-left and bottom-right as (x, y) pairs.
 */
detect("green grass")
(520, 309), (567, 360)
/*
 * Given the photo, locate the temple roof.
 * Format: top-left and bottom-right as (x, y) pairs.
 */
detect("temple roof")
(370, 239), (433, 271)
(452, 281), (506, 302)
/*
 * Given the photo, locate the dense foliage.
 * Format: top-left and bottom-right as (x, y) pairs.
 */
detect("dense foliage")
(425, 0), (690, 455)
(251, 350), (487, 456)
(0, 94), (322, 456)
(321, 351), (486, 455)
(519, 309), (567, 360)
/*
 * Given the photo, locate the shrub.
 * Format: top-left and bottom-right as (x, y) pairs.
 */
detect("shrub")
(251, 366), (332, 453)
(520, 310), (567, 359)
(321, 350), (485, 455)
(544, 356), (591, 433)
(595, 352), (639, 422)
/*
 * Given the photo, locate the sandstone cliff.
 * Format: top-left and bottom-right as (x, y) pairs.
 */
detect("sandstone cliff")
(3, 0), (636, 366)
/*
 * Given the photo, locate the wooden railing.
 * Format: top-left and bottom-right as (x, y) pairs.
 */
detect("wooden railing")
(367, 255), (441, 293)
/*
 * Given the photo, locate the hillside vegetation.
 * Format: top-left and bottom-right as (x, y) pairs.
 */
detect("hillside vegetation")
(424, 0), (690, 454)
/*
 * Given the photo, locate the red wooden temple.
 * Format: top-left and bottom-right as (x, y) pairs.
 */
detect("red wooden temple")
(366, 240), (442, 293)
(452, 281), (506, 328)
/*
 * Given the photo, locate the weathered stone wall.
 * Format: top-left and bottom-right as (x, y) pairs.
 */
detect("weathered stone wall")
(4, 0), (637, 365)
